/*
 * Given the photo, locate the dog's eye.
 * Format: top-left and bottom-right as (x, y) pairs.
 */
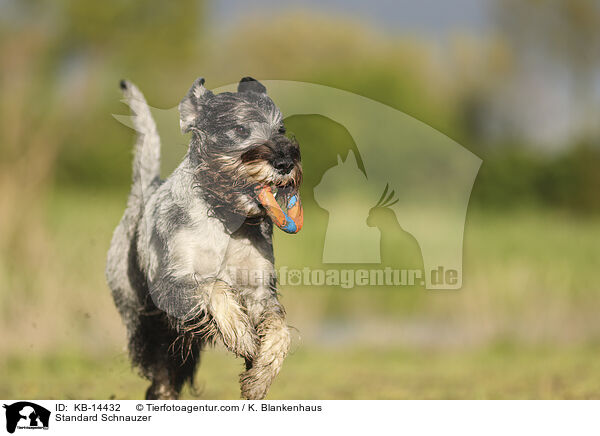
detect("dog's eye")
(234, 125), (250, 138)
(278, 125), (286, 134)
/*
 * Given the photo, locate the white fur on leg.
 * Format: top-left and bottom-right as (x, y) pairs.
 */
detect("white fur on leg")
(240, 315), (291, 399)
(207, 281), (258, 359)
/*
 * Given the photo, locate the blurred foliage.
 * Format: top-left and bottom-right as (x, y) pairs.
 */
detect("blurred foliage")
(472, 142), (600, 212)
(492, 0), (600, 148)
(1, 0), (598, 212)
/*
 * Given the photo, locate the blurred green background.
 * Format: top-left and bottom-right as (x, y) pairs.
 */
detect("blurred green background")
(1, 0), (600, 399)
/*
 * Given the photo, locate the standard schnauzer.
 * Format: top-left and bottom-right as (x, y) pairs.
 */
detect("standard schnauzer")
(106, 76), (302, 400)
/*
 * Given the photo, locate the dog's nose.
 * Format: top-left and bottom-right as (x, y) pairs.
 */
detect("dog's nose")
(272, 159), (294, 175)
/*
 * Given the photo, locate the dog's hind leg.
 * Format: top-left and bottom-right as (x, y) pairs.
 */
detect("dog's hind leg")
(240, 302), (291, 400)
(145, 338), (202, 400)
(129, 312), (202, 400)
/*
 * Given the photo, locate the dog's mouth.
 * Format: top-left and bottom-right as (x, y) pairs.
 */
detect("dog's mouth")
(239, 143), (303, 233)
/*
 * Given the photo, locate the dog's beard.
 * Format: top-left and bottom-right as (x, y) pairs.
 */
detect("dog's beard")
(242, 160), (302, 190)
(240, 141), (302, 188)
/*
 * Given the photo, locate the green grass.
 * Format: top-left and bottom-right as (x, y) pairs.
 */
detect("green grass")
(2, 345), (600, 399)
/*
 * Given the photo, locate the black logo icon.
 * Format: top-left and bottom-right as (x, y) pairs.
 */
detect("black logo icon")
(2, 402), (50, 434)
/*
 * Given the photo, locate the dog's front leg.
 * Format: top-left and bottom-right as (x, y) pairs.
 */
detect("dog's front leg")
(240, 300), (291, 400)
(149, 276), (258, 360)
(202, 280), (259, 360)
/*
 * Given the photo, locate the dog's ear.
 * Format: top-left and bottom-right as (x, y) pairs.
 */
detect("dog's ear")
(238, 76), (267, 94)
(179, 77), (213, 133)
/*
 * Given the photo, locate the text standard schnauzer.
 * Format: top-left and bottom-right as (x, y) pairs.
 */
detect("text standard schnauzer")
(106, 77), (302, 399)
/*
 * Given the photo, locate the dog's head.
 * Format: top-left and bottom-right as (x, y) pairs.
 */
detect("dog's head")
(180, 77), (302, 218)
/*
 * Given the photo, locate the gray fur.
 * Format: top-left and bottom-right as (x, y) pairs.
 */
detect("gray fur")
(106, 77), (301, 400)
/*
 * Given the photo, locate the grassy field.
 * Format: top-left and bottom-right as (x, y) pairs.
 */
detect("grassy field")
(1, 188), (600, 399)
(3, 345), (600, 399)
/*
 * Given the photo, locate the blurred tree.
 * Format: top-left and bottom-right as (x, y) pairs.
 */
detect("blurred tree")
(55, 0), (203, 77)
(494, 0), (600, 141)
(43, 0), (205, 187)
(0, 22), (66, 291)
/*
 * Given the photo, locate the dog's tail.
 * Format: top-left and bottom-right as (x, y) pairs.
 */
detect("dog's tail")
(119, 79), (161, 204)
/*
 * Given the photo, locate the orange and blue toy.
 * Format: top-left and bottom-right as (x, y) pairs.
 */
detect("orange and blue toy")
(255, 185), (303, 234)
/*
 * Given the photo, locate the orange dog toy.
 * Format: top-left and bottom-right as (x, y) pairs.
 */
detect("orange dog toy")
(255, 185), (303, 234)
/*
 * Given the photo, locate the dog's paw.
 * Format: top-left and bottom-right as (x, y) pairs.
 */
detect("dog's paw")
(240, 366), (270, 400)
